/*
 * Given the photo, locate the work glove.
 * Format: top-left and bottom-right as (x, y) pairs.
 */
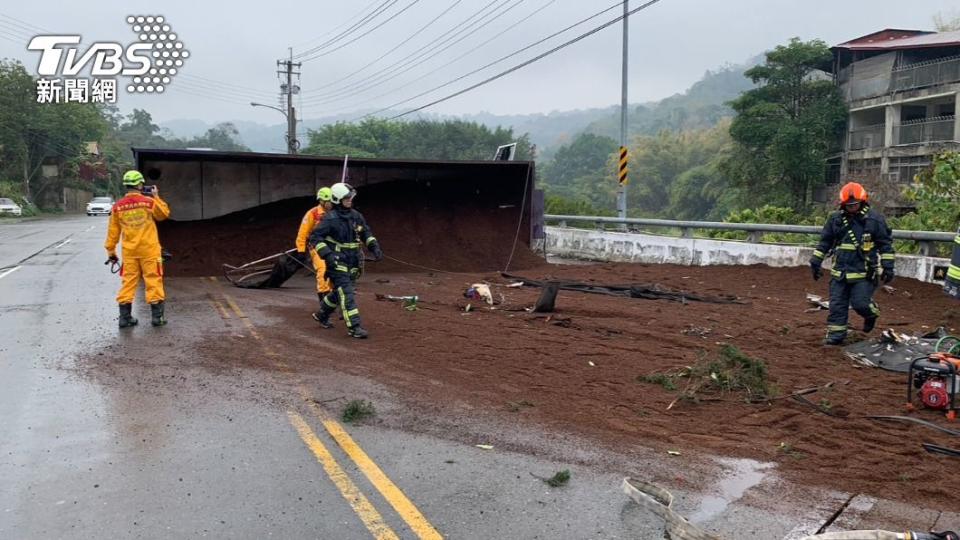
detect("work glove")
(369, 242), (384, 262)
(323, 252), (339, 270)
(882, 269), (895, 284)
(106, 254), (119, 265)
(810, 261), (822, 281)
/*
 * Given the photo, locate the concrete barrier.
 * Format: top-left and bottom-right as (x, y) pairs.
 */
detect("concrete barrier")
(545, 226), (950, 284)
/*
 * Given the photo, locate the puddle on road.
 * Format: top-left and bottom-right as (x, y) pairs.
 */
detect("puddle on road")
(688, 457), (775, 524)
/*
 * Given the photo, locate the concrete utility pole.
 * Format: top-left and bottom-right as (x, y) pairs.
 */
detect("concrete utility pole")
(617, 0), (629, 221)
(276, 48), (301, 154)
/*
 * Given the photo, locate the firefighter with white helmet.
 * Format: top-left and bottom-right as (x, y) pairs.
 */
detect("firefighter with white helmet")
(308, 182), (383, 338)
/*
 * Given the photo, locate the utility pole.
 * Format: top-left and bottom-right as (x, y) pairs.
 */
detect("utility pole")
(277, 48), (301, 154)
(617, 0), (629, 222)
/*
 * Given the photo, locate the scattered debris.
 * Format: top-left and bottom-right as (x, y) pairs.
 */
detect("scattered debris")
(922, 443), (960, 458)
(534, 470), (570, 487)
(375, 278), (391, 284)
(638, 345), (776, 409)
(866, 415), (960, 437)
(681, 325), (712, 338)
(341, 399), (376, 424)
(667, 450), (681, 456)
(587, 361), (596, 367)
(843, 327), (951, 373)
(475, 444), (494, 450)
(506, 400), (534, 412)
(464, 283), (494, 305)
(502, 273), (744, 305)
(882, 285), (896, 295)
(532, 282), (560, 313)
(805, 293), (829, 311)
(507, 281), (525, 288)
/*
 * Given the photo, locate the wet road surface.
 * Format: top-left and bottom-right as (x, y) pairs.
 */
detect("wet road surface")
(2, 215), (954, 538)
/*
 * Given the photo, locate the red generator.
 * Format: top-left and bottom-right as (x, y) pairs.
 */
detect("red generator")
(907, 353), (960, 421)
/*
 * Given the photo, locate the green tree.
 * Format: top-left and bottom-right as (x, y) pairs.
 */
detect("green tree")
(539, 133), (617, 199)
(725, 38), (847, 210)
(303, 118), (533, 161)
(0, 59), (107, 203)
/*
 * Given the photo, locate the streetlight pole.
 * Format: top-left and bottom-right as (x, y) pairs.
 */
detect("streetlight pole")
(250, 102), (295, 154)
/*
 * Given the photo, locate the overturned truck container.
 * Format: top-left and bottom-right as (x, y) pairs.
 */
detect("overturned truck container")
(133, 148), (545, 276)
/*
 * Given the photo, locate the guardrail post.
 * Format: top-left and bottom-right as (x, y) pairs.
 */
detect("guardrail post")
(595, 221), (604, 231)
(558, 220), (567, 228)
(747, 231), (763, 244)
(681, 227), (693, 239)
(919, 241), (935, 256)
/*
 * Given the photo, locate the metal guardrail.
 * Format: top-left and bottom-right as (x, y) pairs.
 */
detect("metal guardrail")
(544, 214), (956, 255)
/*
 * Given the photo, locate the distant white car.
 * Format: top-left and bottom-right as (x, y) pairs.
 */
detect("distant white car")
(86, 197), (114, 216)
(0, 197), (22, 216)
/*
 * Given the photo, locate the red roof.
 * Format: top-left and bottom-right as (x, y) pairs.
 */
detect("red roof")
(834, 28), (960, 51)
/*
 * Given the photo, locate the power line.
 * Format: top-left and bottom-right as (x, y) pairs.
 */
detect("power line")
(384, 0), (664, 119)
(293, 0), (398, 59)
(299, 0), (424, 61)
(301, 0), (463, 94)
(346, 0), (624, 118)
(178, 74), (278, 99)
(0, 13), (49, 34)
(310, 0), (555, 113)
(173, 78), (279, 102)
(299, 0), (513, 104)
(289, 0), (383, 49)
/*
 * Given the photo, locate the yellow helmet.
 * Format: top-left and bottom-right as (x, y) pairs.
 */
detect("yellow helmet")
(316, 187), (333, 202)
(122, 170), (144, 186)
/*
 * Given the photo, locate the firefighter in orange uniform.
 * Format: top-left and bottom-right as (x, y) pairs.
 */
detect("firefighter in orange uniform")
(104, 170), (171, 328)
(296, 187), (334, 321)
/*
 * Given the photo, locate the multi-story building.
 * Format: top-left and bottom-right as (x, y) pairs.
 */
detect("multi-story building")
(827, 28), (960, 213)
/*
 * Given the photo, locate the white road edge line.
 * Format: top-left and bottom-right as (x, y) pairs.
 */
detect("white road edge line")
(0, 266), (22, 280)
(54, 238), (72, 248)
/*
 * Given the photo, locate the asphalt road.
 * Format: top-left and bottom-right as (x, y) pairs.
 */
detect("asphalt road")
(2, 215), (952, 539)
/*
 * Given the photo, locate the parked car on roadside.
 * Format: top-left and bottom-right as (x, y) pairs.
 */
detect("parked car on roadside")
(0, 197), (23, 216)
(86, 197), (114, 216)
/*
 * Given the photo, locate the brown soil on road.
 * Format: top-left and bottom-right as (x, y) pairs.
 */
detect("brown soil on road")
(224, 261), (960, 508)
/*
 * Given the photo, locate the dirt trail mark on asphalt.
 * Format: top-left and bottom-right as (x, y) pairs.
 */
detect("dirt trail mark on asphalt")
(206, 277), (442, 539)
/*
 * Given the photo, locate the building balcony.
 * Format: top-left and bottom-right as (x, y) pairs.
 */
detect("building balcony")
(891, 56), (960, 93)
(848, 124), (885, 150)
(893, 115), (956, 145)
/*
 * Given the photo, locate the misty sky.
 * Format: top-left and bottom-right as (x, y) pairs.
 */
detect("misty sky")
(0, 1), (957, 126)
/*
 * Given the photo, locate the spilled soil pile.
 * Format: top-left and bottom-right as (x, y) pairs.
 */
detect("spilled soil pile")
(160, 179), (542, 276)
(231, 263), (958, 507)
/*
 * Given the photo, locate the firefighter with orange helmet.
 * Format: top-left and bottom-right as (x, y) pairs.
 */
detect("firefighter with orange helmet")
(104, 170), (171, 328)
(296, 187), (334, 320)
(810, 182), (895, 345)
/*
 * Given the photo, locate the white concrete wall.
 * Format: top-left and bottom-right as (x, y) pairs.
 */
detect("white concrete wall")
(545, 226), (949, 284)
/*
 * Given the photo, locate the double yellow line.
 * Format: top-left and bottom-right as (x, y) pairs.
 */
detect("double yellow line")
(207, 277), (442, 539)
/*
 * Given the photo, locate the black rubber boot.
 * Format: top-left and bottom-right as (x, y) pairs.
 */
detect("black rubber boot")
(118, 303), (138, 328)
(313, 294), (334, 328)
(150, 301), (167, 327)
(863, 316), (877, 333)
(312, 311), (333, 328)
(823, 334), (845, 346)
(348, 326), (369, 339)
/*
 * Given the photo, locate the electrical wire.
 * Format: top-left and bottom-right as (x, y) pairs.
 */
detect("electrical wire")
(299, 0), (513, 104)
(290, 0), (383, 49)
(363, 0), (664, 120)
(178, 74), (278, 100)
(300, 0), (424, 61)
(310, 0), (555, 114)
(0, 13), (49, 34)
(301, 0), (463, 94)
(293, 0), (397, 59)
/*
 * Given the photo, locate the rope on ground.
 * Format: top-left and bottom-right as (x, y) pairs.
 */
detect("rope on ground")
(501, 165), (532, 274)
(383, 255), (457, 275)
